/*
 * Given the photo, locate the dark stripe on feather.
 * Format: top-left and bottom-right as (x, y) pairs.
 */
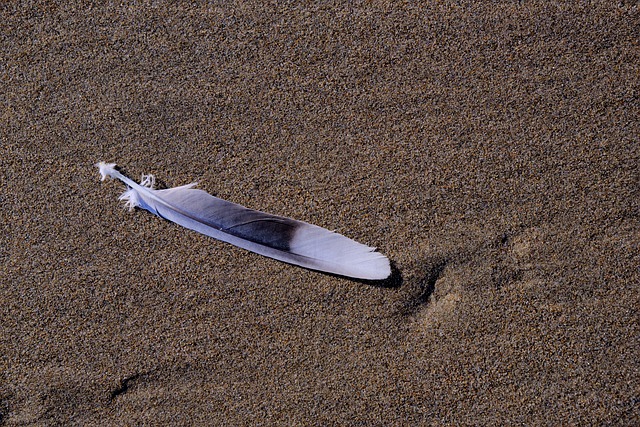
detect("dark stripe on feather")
(160, 189), (300, 251)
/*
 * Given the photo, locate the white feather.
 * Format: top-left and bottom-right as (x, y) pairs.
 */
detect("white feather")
(96, 162), (391, 280)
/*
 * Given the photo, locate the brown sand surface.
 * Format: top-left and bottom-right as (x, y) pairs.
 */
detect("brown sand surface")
(1, 2), (638, 425)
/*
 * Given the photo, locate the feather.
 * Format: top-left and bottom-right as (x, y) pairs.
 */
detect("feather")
(96, 162), (391, 280)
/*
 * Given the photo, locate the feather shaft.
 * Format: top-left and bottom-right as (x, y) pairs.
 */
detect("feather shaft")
(96, 162), (391, 280)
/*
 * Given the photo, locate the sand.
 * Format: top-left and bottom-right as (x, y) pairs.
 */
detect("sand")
(1, 2), (638, 425)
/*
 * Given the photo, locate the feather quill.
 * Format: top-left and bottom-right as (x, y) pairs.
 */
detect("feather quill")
(96, 162), (391, 280)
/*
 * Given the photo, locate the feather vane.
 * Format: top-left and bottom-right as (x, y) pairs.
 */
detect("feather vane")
(97, 162), (391, 280)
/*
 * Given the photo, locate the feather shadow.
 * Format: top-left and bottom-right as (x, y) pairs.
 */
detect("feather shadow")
(315, 259), (403, 287)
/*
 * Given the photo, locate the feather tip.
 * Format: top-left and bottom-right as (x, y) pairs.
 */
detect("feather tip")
(96, 162), (117, 181)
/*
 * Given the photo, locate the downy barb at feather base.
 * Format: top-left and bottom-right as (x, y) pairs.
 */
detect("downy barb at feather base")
(96, 162), (392, 280)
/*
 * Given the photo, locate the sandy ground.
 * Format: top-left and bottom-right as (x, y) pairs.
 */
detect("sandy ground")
(1, 2), (638, 425)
